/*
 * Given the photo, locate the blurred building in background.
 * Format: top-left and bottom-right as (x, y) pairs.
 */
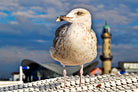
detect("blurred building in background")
(21, 59), (98, 82)
(100, 23), (113, 74)
(118, 61), (138, 73)
(9, 23), (138, 82)
(10, 72), (25, 81)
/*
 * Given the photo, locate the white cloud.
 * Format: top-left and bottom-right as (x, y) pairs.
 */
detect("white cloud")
(0, 0), (136, 25)
(35, 40), (47, 43)
(42, 0), (63, 8)
(119, 4), (127, 8)
(0, 46), (55, 78)
(12, 10), (35, 18)
(111, 44), (138, 61)
(95, 9), (131, 25)
(72, 4), (98, 12)
(9, 21), (18, 24)
(0, 46), (54, 64)
(136, 8), (138, 12)
(97, 44), (138, 67)
(0, 12), (8, 16)
(44, 8), (59, 19)
(30, 6), (44, 11)
(129, 12), (138, 19)
(71, 2), (134, 25)
(97, 5), (104, 9)
(0, 0), (19, 10)
(133, 26), (138, 29)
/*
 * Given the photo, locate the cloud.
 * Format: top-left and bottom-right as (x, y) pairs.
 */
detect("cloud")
(0, 12), (8, 16)
(0, 46), (55, 78)
(0, 16), (55, 36)
(110, 26), (138, 48)
(42, 0), (63, 8)
(95, 10), (130, 24)
(0, 0), (138, 78)
(9, 21), (18, 24)
(133, 26), (138, 29)
(0, 46), (54, 64)
(72, 4), (98, 12)
(97, 44), (138, 67)
(12, 10), (35, 18)
(0, 0), (64, 22)
(70, 1), (135, 25)
(0, 0), (19, 11)
(0, 0), (137, 25)
(12, 9), (58, 19)
(111, 44), (138, 62)
(35, 39), (47, 43)
(30, 6), (44, 11)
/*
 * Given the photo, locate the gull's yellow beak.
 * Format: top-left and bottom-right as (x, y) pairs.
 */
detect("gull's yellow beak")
(56, 16), (72, 22)
(56, 16), (61, 22)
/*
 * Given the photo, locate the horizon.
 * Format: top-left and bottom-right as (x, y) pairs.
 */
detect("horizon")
(0, 0), (138, 78)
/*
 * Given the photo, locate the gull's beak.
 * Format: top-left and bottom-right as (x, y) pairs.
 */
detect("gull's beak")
(56, 16), (72, 22)
(56, 16), (62, 22)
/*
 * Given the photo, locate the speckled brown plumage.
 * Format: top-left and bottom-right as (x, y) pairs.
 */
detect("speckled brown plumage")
(50, 8), (97, 66)
(50, 25), (97, 65)
(49, 8), (97, 87)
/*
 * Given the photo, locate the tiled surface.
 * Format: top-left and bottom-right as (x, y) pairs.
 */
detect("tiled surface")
(0, 73), (138, 92)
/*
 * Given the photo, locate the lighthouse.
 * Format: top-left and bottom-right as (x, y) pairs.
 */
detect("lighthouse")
(100, 23), (113, 74)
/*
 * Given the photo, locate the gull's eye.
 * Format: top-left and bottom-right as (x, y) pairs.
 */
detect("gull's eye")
(76, 11), (83, 15)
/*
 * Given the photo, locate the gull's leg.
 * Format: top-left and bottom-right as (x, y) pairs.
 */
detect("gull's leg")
(63, 65), (66, 88)
(79, 64), (83, 87)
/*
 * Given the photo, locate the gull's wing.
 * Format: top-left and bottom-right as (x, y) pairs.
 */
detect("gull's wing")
(53, 23), (71, 47)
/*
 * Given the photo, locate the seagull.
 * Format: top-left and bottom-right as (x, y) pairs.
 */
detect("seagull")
(50, 8), (97, 87)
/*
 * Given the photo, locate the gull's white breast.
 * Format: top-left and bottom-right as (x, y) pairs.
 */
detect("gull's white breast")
(50, 23), (97, 65)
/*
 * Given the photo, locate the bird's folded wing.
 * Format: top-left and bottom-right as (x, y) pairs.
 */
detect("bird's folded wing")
(53, 23), (70, 47)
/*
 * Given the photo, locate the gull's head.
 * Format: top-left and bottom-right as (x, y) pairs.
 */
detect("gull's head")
(56, 8), (92, 27)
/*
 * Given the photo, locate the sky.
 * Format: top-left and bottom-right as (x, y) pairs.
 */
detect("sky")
(0, 0), (138, 78)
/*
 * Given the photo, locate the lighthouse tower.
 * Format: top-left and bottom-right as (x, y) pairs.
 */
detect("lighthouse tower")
(100, 23), (113, 74)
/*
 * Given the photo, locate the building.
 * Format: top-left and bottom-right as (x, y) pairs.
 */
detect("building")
(100, 23), (113, 74)
(118, 61), (138, 73)
(10, 72), (20, 81)
(90, 68), (102, 75)
(21, 59), (98, 82)
(10, 72), (25, 81)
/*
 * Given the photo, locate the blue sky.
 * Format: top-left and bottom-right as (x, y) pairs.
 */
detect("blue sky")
(0, 0), (138, 78)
